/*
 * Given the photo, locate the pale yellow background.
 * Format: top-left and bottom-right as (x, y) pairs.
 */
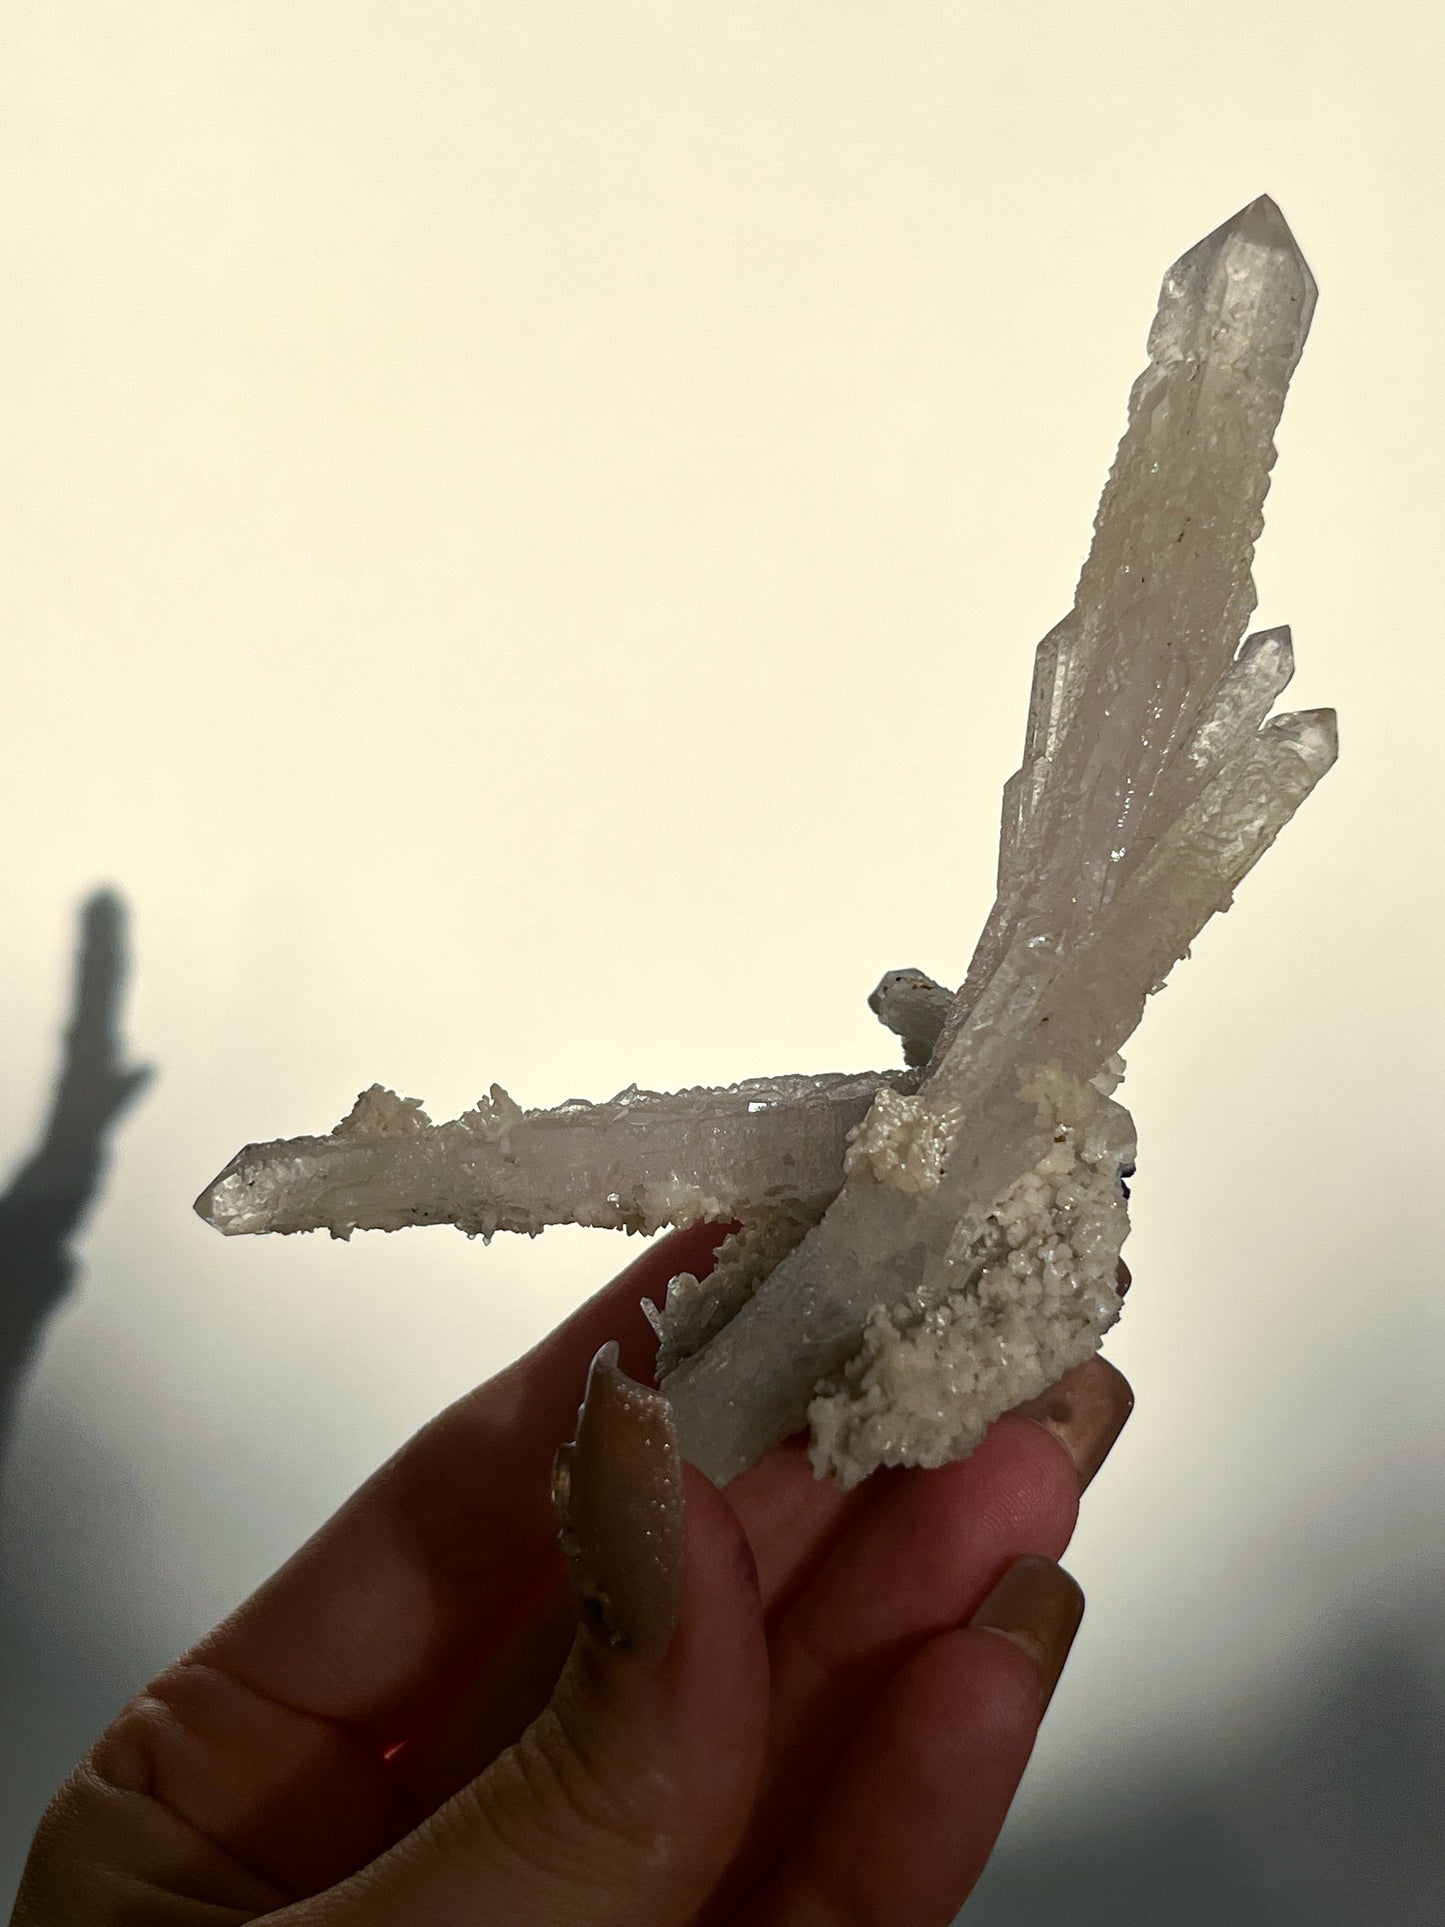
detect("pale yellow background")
(1, 4), (1441, 1918)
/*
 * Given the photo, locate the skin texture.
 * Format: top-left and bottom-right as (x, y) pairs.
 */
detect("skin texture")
(14, 1224), (1133, 1927)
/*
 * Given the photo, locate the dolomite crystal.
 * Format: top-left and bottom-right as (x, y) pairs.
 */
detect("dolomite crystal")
(196, 196), (1336, 1489)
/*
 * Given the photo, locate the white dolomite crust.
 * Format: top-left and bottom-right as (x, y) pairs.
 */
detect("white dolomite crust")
(843, 1086), (964, 1195)
(197, 195), (1337, 1491)
(646, 1195), (830, 1380)
(458, 1083), (526, 1143)
(335, 1084), (433, 1139)
(809, 1088), (1132, 1487)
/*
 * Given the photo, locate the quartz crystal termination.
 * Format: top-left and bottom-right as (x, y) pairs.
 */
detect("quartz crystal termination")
(661, 195), (1335, 1484)
(194, 196), (1336, 1493)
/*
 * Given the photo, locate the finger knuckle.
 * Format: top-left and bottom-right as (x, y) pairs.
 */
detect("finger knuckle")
(455, 1702), (679, 1889)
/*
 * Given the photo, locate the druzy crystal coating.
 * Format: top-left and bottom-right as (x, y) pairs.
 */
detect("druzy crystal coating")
(196, 198), (1335, 1488)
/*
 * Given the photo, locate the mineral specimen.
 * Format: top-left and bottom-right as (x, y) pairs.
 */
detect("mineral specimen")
(198, 1070), (914, 1242)
(196, 196), (1335, 1489)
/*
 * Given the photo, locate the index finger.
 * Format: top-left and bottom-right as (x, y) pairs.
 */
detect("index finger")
(191, 1218), (728, 1743)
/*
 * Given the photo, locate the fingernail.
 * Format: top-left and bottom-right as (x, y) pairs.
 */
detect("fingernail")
(551, 1341), (686, 1661)
(971, 1555), (1084, 1713)
(1013, 1355), (1134, 1492)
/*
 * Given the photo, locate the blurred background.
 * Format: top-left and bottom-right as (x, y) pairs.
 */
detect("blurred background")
(0, 4), (1440, 1919)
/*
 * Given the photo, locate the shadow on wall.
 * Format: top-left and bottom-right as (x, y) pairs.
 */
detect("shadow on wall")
(968, 1583), (1445, 1927)
(0, 891), (152, 1464)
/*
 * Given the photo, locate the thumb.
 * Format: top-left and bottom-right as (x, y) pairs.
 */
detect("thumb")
(302, 1343), (769, 1927)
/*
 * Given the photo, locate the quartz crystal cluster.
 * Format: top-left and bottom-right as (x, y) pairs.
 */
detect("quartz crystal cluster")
(197, 197), (1335, 1489)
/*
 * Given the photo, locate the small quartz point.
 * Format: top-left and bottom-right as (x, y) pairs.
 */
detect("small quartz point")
(196, 196), (1336, 1492)
(868, 969), (954, 1067)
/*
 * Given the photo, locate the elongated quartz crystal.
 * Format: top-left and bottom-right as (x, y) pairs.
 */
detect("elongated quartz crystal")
(198, 1071), (914, 1241)
(197, 197), (1335, 1489)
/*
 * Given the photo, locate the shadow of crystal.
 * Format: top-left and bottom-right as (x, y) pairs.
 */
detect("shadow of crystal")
(0, 890), (152, 1464)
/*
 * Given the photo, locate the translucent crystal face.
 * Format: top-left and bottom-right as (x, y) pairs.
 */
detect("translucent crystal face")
(196, 1069), (917, 1243)
(195, 196), (1336, 1488)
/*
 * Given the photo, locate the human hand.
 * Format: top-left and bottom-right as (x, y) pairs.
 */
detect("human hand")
(14, 1224), (1133, 1926)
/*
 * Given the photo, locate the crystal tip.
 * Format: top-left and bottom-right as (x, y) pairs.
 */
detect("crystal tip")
(1153, 193), (1316, 362)
(1225, 193), (1300, 255)
(1181, 192), (1311, 278)
(1265, 706), (1339, 776)
(1294, 706), (1339, 766)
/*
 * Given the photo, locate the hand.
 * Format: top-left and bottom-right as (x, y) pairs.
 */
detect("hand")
(14, 1225), (1133, 1926)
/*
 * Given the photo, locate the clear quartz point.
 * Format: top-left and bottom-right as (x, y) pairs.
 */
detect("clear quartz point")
(196, 196), (1336, 1490)
(664, 196), (1335, 1485)
(195, 1069), (915, 1242)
